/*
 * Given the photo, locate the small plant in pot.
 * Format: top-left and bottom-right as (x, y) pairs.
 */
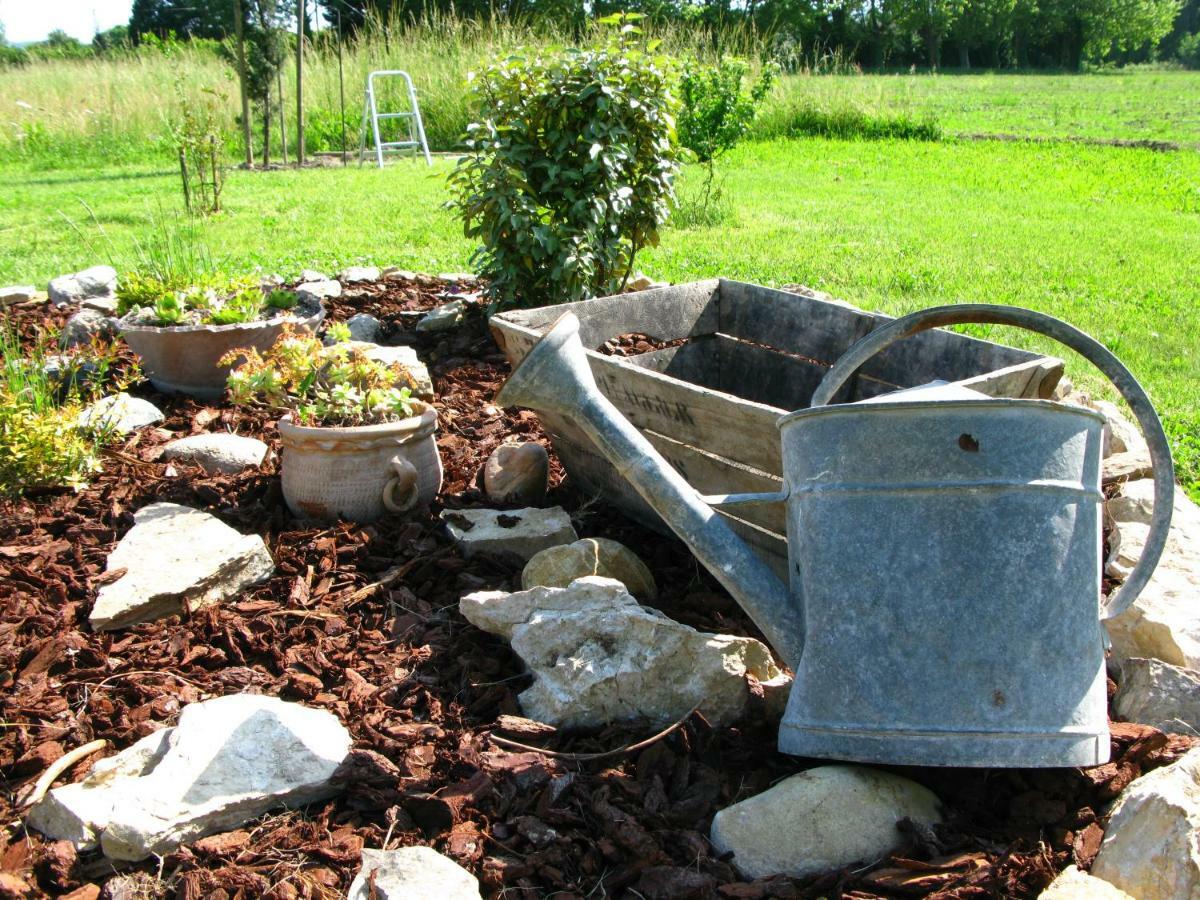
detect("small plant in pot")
(116, 272), (325, 399)
(222, 326), (442, 523)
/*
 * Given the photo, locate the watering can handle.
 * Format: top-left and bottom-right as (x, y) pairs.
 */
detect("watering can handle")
(809, 303), (1174, 621)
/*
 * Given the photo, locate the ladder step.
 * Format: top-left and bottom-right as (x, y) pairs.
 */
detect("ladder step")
(379, 142), (420, 149)
(375, 112), (416, 119)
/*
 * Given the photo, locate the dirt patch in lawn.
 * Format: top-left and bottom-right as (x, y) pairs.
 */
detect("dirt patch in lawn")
(0, 278), (1192, 898)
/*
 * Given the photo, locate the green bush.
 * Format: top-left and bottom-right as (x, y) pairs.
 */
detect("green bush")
(1179, 33), (1200, 70)
(448, 16), (680, 311)
(0, 327), (131, 496)
(678, 57), (778, 164)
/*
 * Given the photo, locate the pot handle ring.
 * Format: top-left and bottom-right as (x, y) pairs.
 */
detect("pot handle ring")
(382, 455), (420, 514)
(809, 303), (1174, 621)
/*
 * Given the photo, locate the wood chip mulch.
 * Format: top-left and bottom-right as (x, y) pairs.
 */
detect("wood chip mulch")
(0, 279), (1193, 899)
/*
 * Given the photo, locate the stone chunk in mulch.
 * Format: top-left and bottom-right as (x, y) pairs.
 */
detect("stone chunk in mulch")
(48, 265), (117, 307)
(460, 576), (787, 727)
(709, 766), (943, 880)
(296, 279), (342, 303)
(28, 694), (351, 861)
(59, 308), (119, 349)
(438, 272), (478, 285)
(484, 441), (549, 506)
(522, 537), (657, 601)
(1039, 865), (1133, 899)
(76, 393), (164, 434)
(161, 433), (269, 475)
(347, 342), (433, 400)
(1091, 746), (1200, 898)
(90, 503), (274, 631)
(0, 285), (36, 306)
(441, 506), (576, 562)
(1106, 479), (1200, 668)
(348, 847), (482, 900)
(1104, 447), (1154, 484)
(1115, 656), (1200, 736)
(416, 299), (465, 333)
(339, 265), (381, 283)
(344, 312), (383, 343)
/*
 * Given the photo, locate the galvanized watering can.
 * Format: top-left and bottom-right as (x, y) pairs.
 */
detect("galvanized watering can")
(496, 304), (1175, 767)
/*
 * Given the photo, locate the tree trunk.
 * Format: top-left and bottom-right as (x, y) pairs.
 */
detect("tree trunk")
(959, 45), (971, 68)
(262, 102), (271, 167)
(926, 27), (939, 69)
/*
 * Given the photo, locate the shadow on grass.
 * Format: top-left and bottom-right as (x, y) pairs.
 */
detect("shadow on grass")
(11, 169), (176, 188)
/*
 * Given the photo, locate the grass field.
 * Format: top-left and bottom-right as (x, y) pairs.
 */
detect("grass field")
(2, 134), (1197, 495)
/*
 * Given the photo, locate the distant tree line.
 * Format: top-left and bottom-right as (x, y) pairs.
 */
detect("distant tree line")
(0, 0), (1196, 70)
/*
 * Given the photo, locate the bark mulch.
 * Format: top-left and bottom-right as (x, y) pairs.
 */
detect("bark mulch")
(0, 279), (1193, 899)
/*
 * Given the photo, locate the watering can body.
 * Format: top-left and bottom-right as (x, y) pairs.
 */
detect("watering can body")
(776, 395), (1109, 766)
(495, 303), (1174, 768)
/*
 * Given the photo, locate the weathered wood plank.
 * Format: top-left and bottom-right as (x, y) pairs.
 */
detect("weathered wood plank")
(955, 357), (1065, 399)
(718, 279), (879, 365)
(626, 338), (720, 388)
(715, 335), (847, 409)
(496, 279), (721, 350)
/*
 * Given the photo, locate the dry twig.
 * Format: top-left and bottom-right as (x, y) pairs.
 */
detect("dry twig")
(488, 705), (700, 762)
(21, 738), (108, 808)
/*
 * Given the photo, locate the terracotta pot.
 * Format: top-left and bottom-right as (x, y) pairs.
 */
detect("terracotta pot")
(120, 305), (326, 400)
(276, 402), (442, 523)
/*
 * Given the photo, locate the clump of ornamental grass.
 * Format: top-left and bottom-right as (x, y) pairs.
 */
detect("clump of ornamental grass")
(221, 326), (417, 428)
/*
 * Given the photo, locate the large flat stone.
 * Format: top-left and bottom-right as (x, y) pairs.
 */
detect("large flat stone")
(441, 506), (577, 563)
(90, 503), (274, 631)
(460, 576), (787, 727)
(1106, 480), (1200, 669)
(348, 847), (481, 900)
(49, 265), (117, 306)
(76, 394), (163, 434)
(30, 695), (351, 861)
(1092, 746), (1200, 898)
(709, 766), (943, 879)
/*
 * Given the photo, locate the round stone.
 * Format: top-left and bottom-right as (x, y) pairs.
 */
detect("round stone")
(162, 433), (269, 475)
(483, 442), (549, 506)
(522, 537), (657, 601)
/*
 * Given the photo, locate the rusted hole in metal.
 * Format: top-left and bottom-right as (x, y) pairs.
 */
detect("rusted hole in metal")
(958, 433), (980, 452)
(497, 514), (522, 528)
(993, 689), (1007, 707)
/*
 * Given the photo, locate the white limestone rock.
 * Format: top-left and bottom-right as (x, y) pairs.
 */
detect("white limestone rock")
(49, 265), (117, 306)
(76, 393), (164, 433)
(460, 576), (787, 727)
(339, 265), (381, 283)
(90, 503), (274, 631)
(1092, 746), (1200, 898)
(344, 313), (383, 343)
(0, 285), (37, 306)
(1115, 657), (1200, 734)
(416, 300), (465, 333)
(438, 272), (478, 285)
(30, 695), (351, 861)
(441, 506), (577, 563)
(484, 442), (550, 506)
(161, 433), (269, 475)
(296, 279), (342, 303)
(343, 342), (433, 400)
(27, 729), (174, 851)
(1039, 866), (1133, 899)
(522, 537), (657, 601)
(59, 308), (119, 348)
(709, 766), (943, 880)
(1092, 399), (1149, 458)
(348, 847), (482, 900)
(1105, 479), (1200, 669)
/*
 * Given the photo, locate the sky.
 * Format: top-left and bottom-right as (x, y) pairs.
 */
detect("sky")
(0, 0), (133, 44)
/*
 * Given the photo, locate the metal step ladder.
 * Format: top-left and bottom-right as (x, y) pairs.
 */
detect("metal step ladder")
(357, 70), (432, 168)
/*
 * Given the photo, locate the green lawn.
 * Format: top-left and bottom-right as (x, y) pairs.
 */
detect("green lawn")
(769, 70), (1200, 145)
(1, 137), (1197, 495)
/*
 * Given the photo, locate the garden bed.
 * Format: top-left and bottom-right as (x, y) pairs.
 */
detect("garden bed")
(0, 276), (1194, 898)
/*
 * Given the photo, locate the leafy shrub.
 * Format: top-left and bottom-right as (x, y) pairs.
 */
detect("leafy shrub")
(222, 328), (417, 427)
(1180, 33), (1200, 70)
(448, 15), (680, 311)
(678, 57), (778, 164)
(752, 99), (942, 141)
(0, 327), (135, 496)
(675, 56), (777, 224)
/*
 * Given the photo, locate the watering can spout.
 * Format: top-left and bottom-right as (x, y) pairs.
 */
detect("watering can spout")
(496, 313), (804, 669)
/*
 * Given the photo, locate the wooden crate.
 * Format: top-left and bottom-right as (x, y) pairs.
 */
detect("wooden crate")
(490, 279), (1064, 577)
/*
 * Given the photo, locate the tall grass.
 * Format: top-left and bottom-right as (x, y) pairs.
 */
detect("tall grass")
(0, 12), (915, 168)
